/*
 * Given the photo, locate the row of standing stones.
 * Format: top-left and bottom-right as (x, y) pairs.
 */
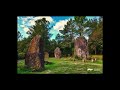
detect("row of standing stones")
(25, 35), (90, 71)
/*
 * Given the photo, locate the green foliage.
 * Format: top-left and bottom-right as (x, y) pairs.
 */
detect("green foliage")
(17, 31), (23, 41)
(91, 55), (103, 60)
(26, 18), (53, 52)
(17, 16), (103, 59)
(74, 55), (82, 60)
(56, 19), (77, 56)
(17, 18), (53, 58)
(48, 39), (57, 57)
(55, 33), (63, 47)
(74, 16), (88, 37)
(52, 16), (103, 57)
(18, 52), (25, 60)
(17, 37), (30, 60)
(88, 17), (103, 54)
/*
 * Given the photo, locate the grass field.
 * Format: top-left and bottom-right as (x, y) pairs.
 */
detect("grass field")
(17, 55), (102, 74)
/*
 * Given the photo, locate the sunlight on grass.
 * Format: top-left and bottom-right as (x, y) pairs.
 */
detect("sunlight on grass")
(17, 55), (103, 74)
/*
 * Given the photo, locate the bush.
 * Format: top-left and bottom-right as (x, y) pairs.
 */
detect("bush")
(91, 55), (102, 60)
(18, 52), (25, 60)
(74, 55), (82, 60)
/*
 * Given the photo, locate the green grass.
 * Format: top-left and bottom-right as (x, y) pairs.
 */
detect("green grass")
(17, 55), (103, 74)
(91, 55), (103, 60)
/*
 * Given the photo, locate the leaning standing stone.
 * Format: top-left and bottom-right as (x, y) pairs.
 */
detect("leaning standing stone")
(25, 35), (44, 71)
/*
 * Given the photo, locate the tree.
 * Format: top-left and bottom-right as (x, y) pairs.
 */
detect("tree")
(17, 31), (22, 41)
(55, 33), (63, 45)
(58, 19), (76, 56)
(17, 37), (30, 59)
(59, 17), (90, 57)
(49, 39), (57, 57)
(18, 18), (53, 60)
(88, 17), (103, 54)
(27, 18), (53, 52)
(74, 16), (88, 37)
(60, 19), (76, 42)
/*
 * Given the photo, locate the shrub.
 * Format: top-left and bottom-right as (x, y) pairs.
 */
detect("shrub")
(91, 55), (102, 60)
(18, 52), (25, 60)
(74, 55), (82, 60)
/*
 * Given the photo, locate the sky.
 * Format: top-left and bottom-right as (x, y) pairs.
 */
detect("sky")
(17, 16), (100, 40)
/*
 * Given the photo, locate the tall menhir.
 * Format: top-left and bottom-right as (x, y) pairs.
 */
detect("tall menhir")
(25, 35), (44, 71)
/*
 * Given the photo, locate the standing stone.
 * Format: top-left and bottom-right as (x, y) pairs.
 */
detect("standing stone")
(25, 35), (44, 71)
(74, 36), (89, 60)
(44, 52), (49, 61)
(54, 47), (61, 59)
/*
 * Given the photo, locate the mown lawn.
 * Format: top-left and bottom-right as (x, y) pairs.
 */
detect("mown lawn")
(17, 55), (103, 74)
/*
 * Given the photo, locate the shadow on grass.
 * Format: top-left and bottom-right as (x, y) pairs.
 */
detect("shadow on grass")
(44, 61), (54, 65)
